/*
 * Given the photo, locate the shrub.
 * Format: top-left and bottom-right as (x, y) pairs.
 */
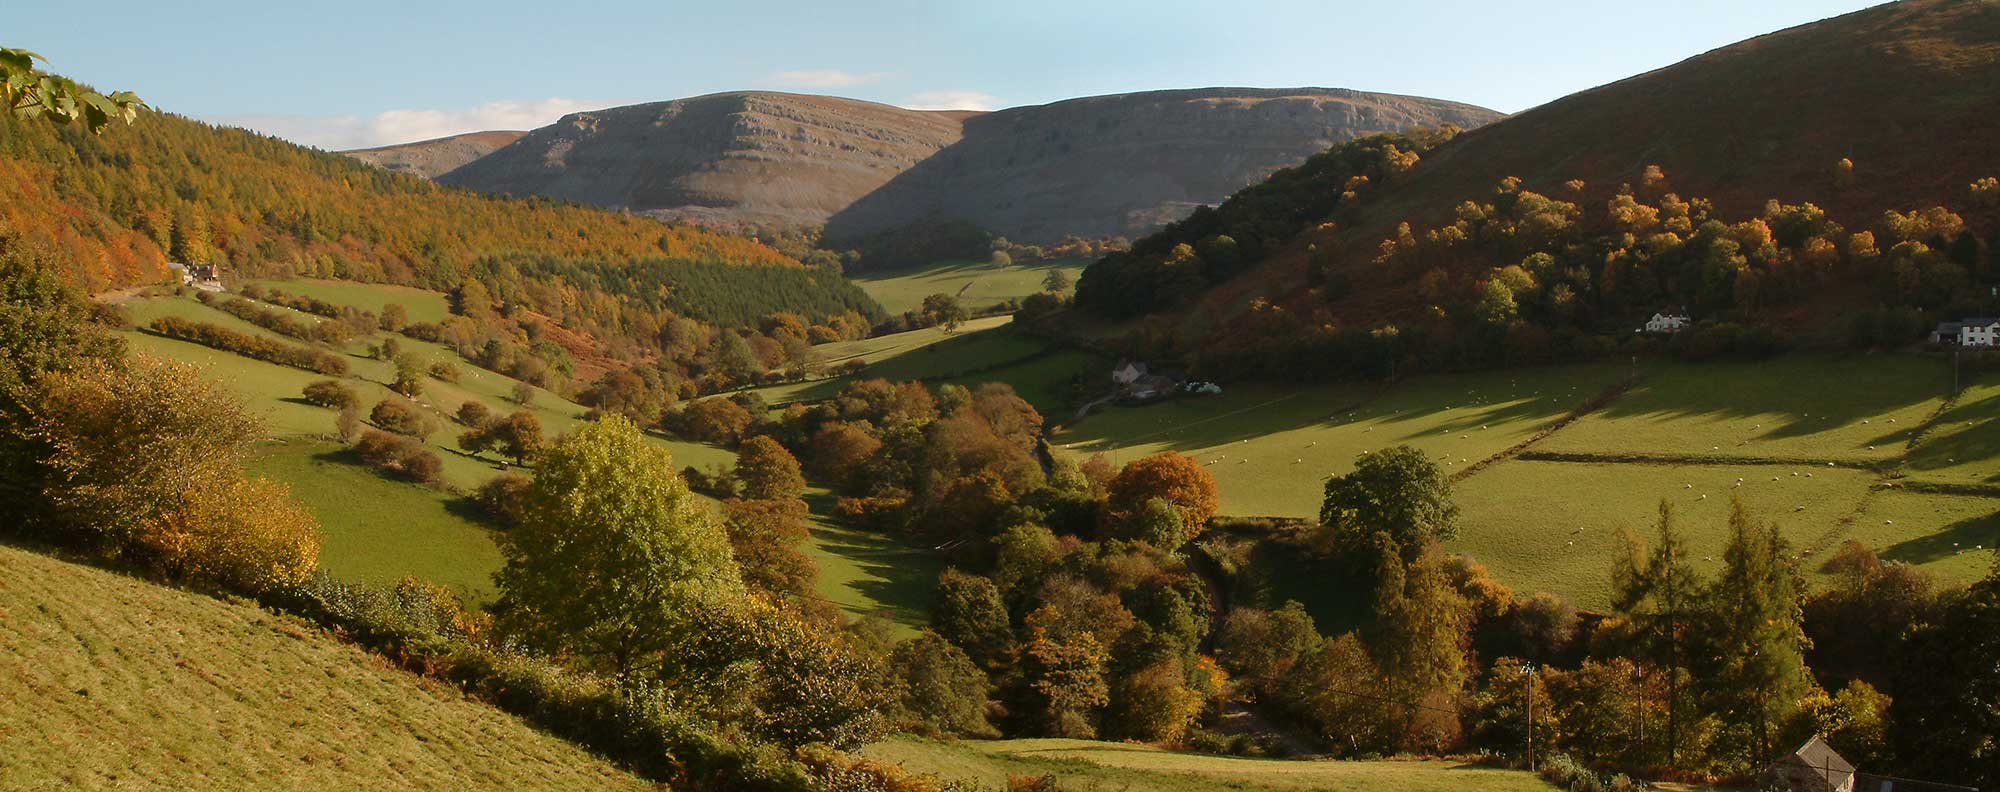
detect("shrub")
(473, 473), (532, 528)
(301, 379), (358, 410)
(354, 429), (443, 484)
(149, 316), (348, 375)
(429, 361), (461, 382)
(370, 397), (437, 439)
(210, 296), (319, 341)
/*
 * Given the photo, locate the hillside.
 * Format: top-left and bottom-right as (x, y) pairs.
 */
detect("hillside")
(0, 100), (796, 294)
(440, 92), (971, 228)
(0, 543), (654, 790)
(824, 88), (1502, 245)
(437, 88), (1501, 245)
(342, 130), (527, 178)
(1075, 0), (2000, 377)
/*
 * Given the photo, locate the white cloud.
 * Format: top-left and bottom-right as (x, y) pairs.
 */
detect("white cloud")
(768, 69), (892, 89)
(215, 98), (607, 151)
(899, 90), (1004, 112)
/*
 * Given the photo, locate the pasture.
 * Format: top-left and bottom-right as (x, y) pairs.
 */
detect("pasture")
(1903, 374), (2000, 486)
(863, 737), (1555, 792)
(1540, 356), (1948, 462)
(0, 544), (649, 791)
(252, 277), (455, 324)
(801, 491), (943, 638)
(1053, 365), (1626, 518)
(851, 257), (1088, 315)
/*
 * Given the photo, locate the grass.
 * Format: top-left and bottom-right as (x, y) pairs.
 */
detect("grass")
(1054, 365), (1626, 518)
(863, 736), (1555, 792)
(1904, 374), (2000, 486)
(1449, 460), (1882, 608)
(801, 489), (943, 639)
(1540, 356), (1948, 462)
(748, 316), (1106, 417)
(0, 543), (651, 791)
(851, 258), (1088, 316)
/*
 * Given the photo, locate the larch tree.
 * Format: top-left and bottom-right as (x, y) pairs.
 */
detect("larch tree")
(1611, 500), (1704, 766)
(1701, 498), (1810, 764)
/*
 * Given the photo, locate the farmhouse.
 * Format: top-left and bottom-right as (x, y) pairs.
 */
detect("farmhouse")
(171, 261), (225, 292)
(1640, 311), (1691, 334)
(1933, 318), (2000, 347)
(1112, 360), (1147, 386)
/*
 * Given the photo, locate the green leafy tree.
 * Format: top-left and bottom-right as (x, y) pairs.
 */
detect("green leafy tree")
(495, 416), (745, 676)
(1893, 565), (2000, 788)
(0, 240), (124, 524)
(1, 46), (142, 133)
(1040, 268), (1071, 294)
(891, 630), (995, 737)
(1699, 499), (1809, 763)
(1317, 445), (1458, 559)
(932, 569), (1013, 669)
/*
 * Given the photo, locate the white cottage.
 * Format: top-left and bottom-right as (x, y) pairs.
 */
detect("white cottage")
(1642, 312), (1691, 334)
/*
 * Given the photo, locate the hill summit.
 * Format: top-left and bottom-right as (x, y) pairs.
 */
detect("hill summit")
(427, 88), (1502, 243)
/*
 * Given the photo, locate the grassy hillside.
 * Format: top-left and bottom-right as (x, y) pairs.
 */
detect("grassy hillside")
(864, 737), (1554, 792)
(0, 544), (652, 791)
(853, 257), (1088, 315)
(749, 315), (1105, 415)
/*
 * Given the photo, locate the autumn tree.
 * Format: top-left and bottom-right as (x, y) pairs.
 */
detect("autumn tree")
(735, 436), (806, 501)
(495, 416), (745, 676)
(932, 569), (1014, 669)
(1101, 452), (1219, 544)
(1371, 541), (1473, 753)
(891, 631), (995, 737)
(919, 292), (968, 333)
(721, 497), (816, 598)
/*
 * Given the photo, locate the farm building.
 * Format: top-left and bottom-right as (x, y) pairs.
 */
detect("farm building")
(1112, 360), (1147, 385)
(1640, 311), (1691, 334)
(1932, 318), (2000, 347)
(1767, 736), (1978, 792)
(1768, 736), (1855, 792)
(171, 261), (225, 292)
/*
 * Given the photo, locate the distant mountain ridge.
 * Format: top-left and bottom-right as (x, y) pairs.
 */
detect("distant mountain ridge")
(404, 88), (1502, 244)
(344, 130), (527, 178)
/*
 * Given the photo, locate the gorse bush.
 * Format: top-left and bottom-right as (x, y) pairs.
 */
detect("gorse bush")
(148, 315), (348, 375)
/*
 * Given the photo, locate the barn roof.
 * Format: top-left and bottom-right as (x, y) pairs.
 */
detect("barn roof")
(1785, 735), (1856, 788)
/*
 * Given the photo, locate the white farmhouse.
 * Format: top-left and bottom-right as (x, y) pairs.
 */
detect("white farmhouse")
(1939, 317), (2000, 347)
(1112, 361), (1147, 386)
(1642, 312), (1691, 334)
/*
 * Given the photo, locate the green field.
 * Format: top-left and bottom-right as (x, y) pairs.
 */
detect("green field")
(801, 490), (943, 638)
(1054, 365), (1626, 517)
(1540, 356), (1947, 462)
(1450, 460), (1884, 607)
(1060, 354), (2000, 609)
(0, 544), (649, 791)
(749, 315), (1106, 416)
(864, 737), (1554, 792)
(852, 257), (1088, 316)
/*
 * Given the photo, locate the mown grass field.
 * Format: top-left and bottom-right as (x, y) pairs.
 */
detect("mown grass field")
(0, 544), (652, 791)
(851, 257), (1088, 316)
(1054, 365), (1626, 517)
(863, 737), (1555, 792)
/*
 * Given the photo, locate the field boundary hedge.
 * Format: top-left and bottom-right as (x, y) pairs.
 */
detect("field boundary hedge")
(1452, 374), (1638, 484)
(1515, 449), (1895, 472)
(1874, 480), (2000, 499)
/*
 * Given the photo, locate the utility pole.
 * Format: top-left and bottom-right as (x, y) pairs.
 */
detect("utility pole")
(1521, 661), (1537, 772)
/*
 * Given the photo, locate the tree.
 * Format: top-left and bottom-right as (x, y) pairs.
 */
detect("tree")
(0, 238), (125, 526)
(1700, 499), (1809, 763)
(919, 293), (968, 333)
(721, 497), (816, 598)
(334, 403), (360, 443)
(735, 436), (806, 501)
(1041, 268), (1071, 294)
(455, 277), (495, 320)
(301, 380), (358, 410)
(1371, 543), (1472, 754)
(369, 397), (436, 439)
(391, 353), (425, 398)
(1611, 500), (1703, 766)
(1, 46), (143, 133)
(1317, 445), (1457, 559)
(509, 380), (535, 406)
(932, 569), (1013, 668)
(807, 421), (882, 487)
(495, 416), (745, 676)
(990, 250), (1013, 267)
(891, 631), (995, 737)
(1893, 566), (2000, 788)
(1020, 623), (1110, 738)
(1102, 452), (1219, 543)
(493, 411), (544, 464)
(378, 302), (408, 332)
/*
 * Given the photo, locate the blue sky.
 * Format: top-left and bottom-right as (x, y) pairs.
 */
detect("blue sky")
(17, 0), (1878, 149)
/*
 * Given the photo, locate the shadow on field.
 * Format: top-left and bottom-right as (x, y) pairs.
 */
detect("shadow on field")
(1586, 356), (1948, 443)
(1881, 509), (2000, 565)
(803, 491), (940, 622)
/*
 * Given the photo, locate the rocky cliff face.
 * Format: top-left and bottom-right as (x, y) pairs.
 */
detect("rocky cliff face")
(437, 92), (969, 228)
(342, 130), (527, 179)
(824, 88), (1503, 243)
(435, 87), (1502, 242)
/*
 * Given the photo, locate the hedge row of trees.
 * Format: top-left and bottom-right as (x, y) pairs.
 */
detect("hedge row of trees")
(148, 314), (349, 375)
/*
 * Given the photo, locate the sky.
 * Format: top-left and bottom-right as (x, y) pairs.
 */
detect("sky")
(14, 0), (1880, 151)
